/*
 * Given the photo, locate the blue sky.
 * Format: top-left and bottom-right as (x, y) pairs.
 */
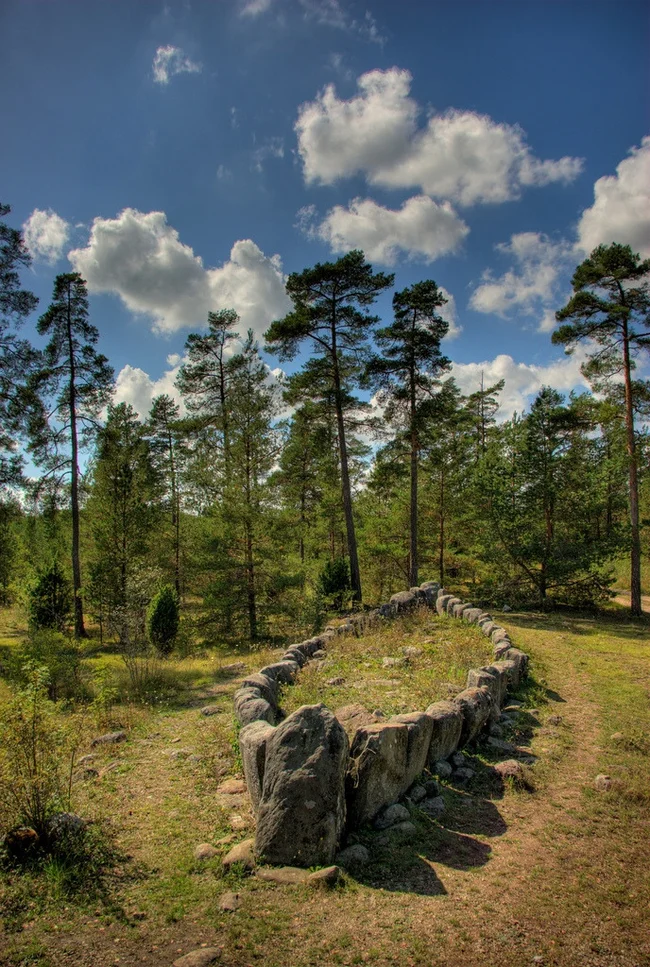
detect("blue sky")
(3, 0), (649, 421)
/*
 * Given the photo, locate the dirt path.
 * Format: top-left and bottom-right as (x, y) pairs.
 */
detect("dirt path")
(613, 589), (650, 612)
(3, 614), (649, 967)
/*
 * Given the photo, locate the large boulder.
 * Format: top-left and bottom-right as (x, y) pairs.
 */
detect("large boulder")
(255, 704), (349, 868)
(258, 661), (300, 686)
(444, 596), (462, 614)
(389, 590), (418, 613)
(425, 700), (463, 765)
(240, 673), (279, 707)
(466, 665), (508, 711)
(346, 722), (408, 828)
(391, 711), (434, 788)
(455, 686), (493, 746)
(436, 594), (454, 615)
(239, 720), (276, 813)
(233, 687), (276, 727)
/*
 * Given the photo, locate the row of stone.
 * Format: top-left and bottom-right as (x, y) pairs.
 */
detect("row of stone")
(233, 581), (529, 868)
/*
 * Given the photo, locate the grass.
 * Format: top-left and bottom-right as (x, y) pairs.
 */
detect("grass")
(0, 601), (649, 966)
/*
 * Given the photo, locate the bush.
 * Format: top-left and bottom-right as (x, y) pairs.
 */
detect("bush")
(318, 557), (351, 611)
(28, 563), (72, 632)
(6, 629), (89, 703)
(147, 585), (179, 655)
(0, 664), (84, 840)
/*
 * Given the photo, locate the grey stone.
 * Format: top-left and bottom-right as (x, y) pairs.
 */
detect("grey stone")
(444, 596), (462, 614)
(487, 736), (517, 753)
(336, 843), (370, 867)
(240, 673), (279, 706)
(389, 590), (417, 612)
(421, 796), (445, 817)
(436, 594), (454, 615)
(256, 704), (349, 867)
(222, 838), (256, 872)
(221, 661), (247, 674)
(494, 759), (525, 780)
(462, 608), (483, 624)
(233, 687), (276, 727)
(389, 821), (417, 838)
(452, 602), (471, 618)
(402, 646), (423, 659)
(491, 627), (511, 644)
(90, 730), (126, 747)
(594, 774), (613, 791)
(466, 667), (504, 712)
(256, 866), (309, 885)
(346, 721), (408, 828)
(312, 650), (327, 659)
(334, 704), (380, 735)
(240, 720), (276, 813)
(423, 778), (440, 798)
(548, 715), (563, 726)
(408, 784), (427, 803)
(308, 865), (340, 887)
(451, 751), (468, 768)
(425, 700), (463, 765)
(382, 656), (401, 668)
(455, 686), (493, 746)
(434, 760), (452, 778)
(258, 661), (300, 686)
(454, 767), (476, 783)
(194, 843), (219, 861)
(219, 892), (241, 911)
(282, 648), (308, 667)
(173, 948), (222, 967)
(374, 803), (410, 830)
(199, 704), (222, 717)
(391, 711), (435, 788)
(326, 677), (345, 686)
(45, 812), (87, 846)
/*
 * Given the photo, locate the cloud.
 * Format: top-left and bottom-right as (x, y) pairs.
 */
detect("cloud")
(577, 136), (650, 258)
(296, 68), (583, 205)
(470, 232), (574, 328)
(22, 209), (70, 264)
(251, 136), (285, 172)
(152, 45), (201, 85)
(439, 287), (461, 340)
(450, 346), (591, 421)
(299, 194), (468, 266)
(68, 208), (290, 338)
(239, 0), (385, 43)
(114, 357), (186, 419)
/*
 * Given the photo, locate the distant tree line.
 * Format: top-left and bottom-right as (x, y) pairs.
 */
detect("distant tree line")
(1, 201), (649, 645)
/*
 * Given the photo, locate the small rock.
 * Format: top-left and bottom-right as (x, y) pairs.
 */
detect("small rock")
(402, 646), (423, 659)
(381, 657), (401, 668)
(222, 839), (255, 872)
(547, 714), (563, 726)
(45, 812), (87, 846)
(256, 866), (309, 885)
(494, 759), (524, 779)
(229, 815), (248, 831)
(594, 774), (613, 792)
(454, 767), (476, 783)
(374, 803), (410, 830)
(168, 749), (193, 760)
(336, 844), (370, 867)
(216, 833), (237, 847)
(421, 796), (445, 817)
(173, 948), (222, 967)
(90, 730), (126, 747)
(502, 604), (512, 612)
(217, 778), (247, 795)
(312, 650), (327, 659)
(373, 709), (385, 718)
(308, 865), (340, 888)
(221, 661), (247, 673)
(194, 843), (219, 862)
(219, 892), (241, 911)
(434, 761), (453, 779)
(3, 826), (40, 861)
(450, 752), (467, 768)
(408, 784), (427, 803)
(610, 731), (625, 743)
(389, 821), (417, 838)
(487, 737), (517, 753)
(326, 677), (345, 686)
(200, 705), (222, 717)
(423, 778), (440, 798)
(489, 723), (504, 737)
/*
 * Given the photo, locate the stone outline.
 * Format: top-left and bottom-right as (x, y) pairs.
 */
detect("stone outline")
(233, 582), (530, 867)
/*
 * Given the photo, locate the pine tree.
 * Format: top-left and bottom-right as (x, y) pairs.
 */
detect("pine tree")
(34, 273), (114, 637)
(265, 251), (393, 602)
(366, 280), (451, 586)
(146, 394), (187, 595)
(554, 243), (650, 615)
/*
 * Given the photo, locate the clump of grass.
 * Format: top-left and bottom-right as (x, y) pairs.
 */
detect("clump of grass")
(281, 609), (493, 718)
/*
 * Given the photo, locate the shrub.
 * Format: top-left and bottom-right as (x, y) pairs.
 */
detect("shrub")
(7, 630), (89, 703)
(28, 563), (72, 632)
(318, 557), (351, 611)
(0, 664), (83, 840)
(147, 585), (179, 655)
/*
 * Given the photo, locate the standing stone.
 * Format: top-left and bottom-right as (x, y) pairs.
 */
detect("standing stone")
(391, 711), (434, 788)
(455, 686), (493, 746)
(255, 704), (349, 868)
(425, 700), (464, 765)
(390, 590), (417, 613)
(346, 722), (408, 828)
(436, 594), (454, 615)
(239, 720), (276, 813)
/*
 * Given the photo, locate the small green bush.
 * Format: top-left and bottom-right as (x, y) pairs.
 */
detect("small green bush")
(28, 563), (72, 632)
(147, 585), (179, 655)
(7, 630), (89, 703)
(318, 557), (351, 611)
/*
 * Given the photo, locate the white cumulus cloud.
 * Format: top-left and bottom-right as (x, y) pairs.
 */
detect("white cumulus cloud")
(152, 45), (202, 85)
(577, 136), (650, 257)
(470, 232), (574, 328)
(23, 209), (70, 264)
(68, 208), (290, 339)
(451, 346), (591, 421)
(114, 357), (186, 420)
(296, 68), (583, 205)
(300, 194), (469, 265)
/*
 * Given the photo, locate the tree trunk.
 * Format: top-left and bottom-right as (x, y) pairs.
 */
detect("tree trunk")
(622, 317), (642, 616)
(331, 330), (362, 603)
(409, 346), (418, 588)
(66, 289), (86, 638)
(438, 466), (445, 586)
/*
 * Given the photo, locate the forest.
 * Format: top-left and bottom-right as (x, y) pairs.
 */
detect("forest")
(1, 201), (649, 662)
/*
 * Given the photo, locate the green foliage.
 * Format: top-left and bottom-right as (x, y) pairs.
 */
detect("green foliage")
(0, 664), (83, 838)
(147, 584), (180, 655)
(318, 557), (351, 610)
(7, 629), (89, 703)
(28, 562), (72, 632)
